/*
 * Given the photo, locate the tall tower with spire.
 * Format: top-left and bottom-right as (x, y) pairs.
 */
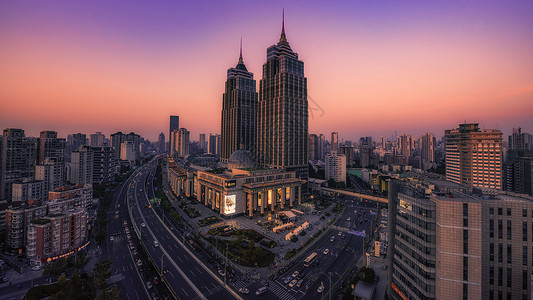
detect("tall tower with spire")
(221, 40), (258, 162)
(257, 11), (309, 185)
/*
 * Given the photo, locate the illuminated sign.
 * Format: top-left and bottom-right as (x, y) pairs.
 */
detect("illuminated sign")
(392, 283), (408, 300)
(225, 180), (236, 188)
(224, 195), (236, 214)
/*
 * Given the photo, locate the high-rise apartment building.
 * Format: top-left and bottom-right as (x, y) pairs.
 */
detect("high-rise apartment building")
(325, 151), (346, 183)
(331, 132), (339, 153)
(396, 134), (413, 158)
(209, 134), (221, 156)
(420, 132), (436, 163)
(110, 132), (140, 160)
(67, 133), (86, 155)
(120, 141), (136, 161)
(340, 145), (354, 168)
(5, 203), (47, 254)
(318, 134), (326, 161)
(35, 158), (62, 192)
(11, 179), (46, 202)
(37, 131), (66, 187)
(175, 128), (190, 158)
(169, 115), (179, 153)
(445, 123), (503, 189)
(221, 43), (258, 162)
(257, 14), (308, 183)
(90, 132), (105, 147)
(1, 129), (37, 201)
(509, 127), (533, 151)
(70, 145), (93, 185)
(91, 146), (118, 183)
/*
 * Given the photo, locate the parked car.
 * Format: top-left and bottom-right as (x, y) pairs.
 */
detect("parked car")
(153, 240), (159, 247)
(284, 277), (292, 284)
(238, 287), (249, 294)
(146, 281), (153, 289)
(292, 271), (299, 278)
(323, 249), (329, 255)
(317, 285), (325, 294)
(296, 279), (304, 288)
(141, 223), (146, 228)
(289, 279), (298, 288)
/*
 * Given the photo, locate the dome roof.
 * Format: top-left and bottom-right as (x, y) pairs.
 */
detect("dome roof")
(228, 150), (256, 170)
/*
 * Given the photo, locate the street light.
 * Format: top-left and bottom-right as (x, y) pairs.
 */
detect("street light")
(161, 253), (165, 274)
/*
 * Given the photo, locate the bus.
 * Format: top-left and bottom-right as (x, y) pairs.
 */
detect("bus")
(303, 252), (318, 267)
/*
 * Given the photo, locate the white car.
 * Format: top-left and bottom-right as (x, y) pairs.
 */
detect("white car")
(153, 240), (159, 247)
(323, 249), (329, 255)
(32, 265), (42, 271)
(317, 285), (325, 294)
(255, 287), (267, 296)
(146, 281), (153, 289)
(141, 223), (146, 228)
(238, 287), (249, 294)
(110, 236), (114, 241)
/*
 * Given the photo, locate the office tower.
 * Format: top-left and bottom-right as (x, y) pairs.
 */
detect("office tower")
(257, 13), (308, 183)
(380, 136), (385, 149)
(325, 151), (346, 183)
(420, 132), (436, 162)
(158, 132), (165, 154)
(35, 158), (62, 192)
(37, 131), (66, 184)
(1, 129), (37, 201)
(67, 133), (86, 155)
(169, 115), (179, 153)
(11, 179), (45, 202)
(199, 134), (207, 154)
(308, 134), (318, 161)
(396, 134), (413, 158)
(221, 42), (258, 162)
(209, 134), (220, 155)
(120, 141), (136, 161)
(509, 127), (533, 151)
(174, 128), (190, 158)
(70, 145), (93, 185)
(445, 123), (503, 189)
(170, 130), (178, 156)
(91, 146), (118, 183)
(110, 132), (124, 158)
(111, 132), (140, 160)
(340, 145), (354, 168)
(388, 179), (533, 300)
(318, 134), (325, 161)
(90, 132), (105, 147)
(331, 132), (339, 153)
(504, 151), (533, 195)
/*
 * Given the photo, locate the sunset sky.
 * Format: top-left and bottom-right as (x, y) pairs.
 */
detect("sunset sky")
(1, 1), (532, 142)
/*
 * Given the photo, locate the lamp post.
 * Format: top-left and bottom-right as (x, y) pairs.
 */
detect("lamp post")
(161, 253), (165, 274)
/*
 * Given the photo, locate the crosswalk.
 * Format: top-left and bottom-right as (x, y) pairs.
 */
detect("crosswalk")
(266, 280), (297, 300)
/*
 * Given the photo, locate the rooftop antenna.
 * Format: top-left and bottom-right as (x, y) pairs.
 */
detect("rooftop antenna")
(238, 37), (243, 64)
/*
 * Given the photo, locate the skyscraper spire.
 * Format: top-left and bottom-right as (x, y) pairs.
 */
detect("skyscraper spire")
(238, 37), (243, 64)
(280, 8), (287, 42)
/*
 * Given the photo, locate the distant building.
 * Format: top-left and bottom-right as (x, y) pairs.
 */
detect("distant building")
(209, 134), (221, 156)
(158, 132), (166, 154)
(47, 184), (92, 214)
(318, 134), (326, 161)
(169, 115), (179, 153)
(420, 132), (436, 163)
(308, 134), (318, 161)
(35, 158), (63, 192)
(1, 128), (37, 201)
(67, 133), (86, 155)
(396, 134), (413, 158)
(70, 145), (93, 185)
(120, 141), (136, 161)
(331, 132), (339, 153)
(509, 127), (533, 151)
(340, 145), (354, 167)
(90, 132), (105, 147)
(504, 149), (533, 195)
(111, 132), (140, 160)
(91, 146), (118, 183)
(445, 123), (502, 189)
(325, 151), (346, 183)
(221, 44), (258, 162)
(199, 134), (207, 154)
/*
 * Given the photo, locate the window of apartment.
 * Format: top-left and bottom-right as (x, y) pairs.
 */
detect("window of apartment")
(463, 218), (468, 227)
(490, 243), (494, 261)
(464, 230), (468, 254)
(498, 208), (502, 215)
(524, 209), (528, 217)
(524, 246), (528, 266)
(498, 291), (502, 300)
(489, 290), (494, 300)
(463, 256), (468, 282)
(507, 244), (512, 264)
(490, 220), (494, 238)
(498, 243), (503, 262)
(507, 268), (512, 288)
(463, 283), (468, 300)
(524, 222), (528, 241)
(499, 220), (503, 239)
(490, 266), (494, 285)
(524, 270), (528, 290)
(507, 220), (512, 240)
(507, 208), (512, 216)
(498, 267), (503, 286)
(490, 207), (494, 214)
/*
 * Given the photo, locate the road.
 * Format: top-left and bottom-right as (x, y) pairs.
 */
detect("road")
(128, 156), (240, 300)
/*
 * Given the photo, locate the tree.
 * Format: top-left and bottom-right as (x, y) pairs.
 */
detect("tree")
(93, 258), (113, 290)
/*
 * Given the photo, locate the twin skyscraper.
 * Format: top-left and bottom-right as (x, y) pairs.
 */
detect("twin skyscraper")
(221, 12), (309, 183)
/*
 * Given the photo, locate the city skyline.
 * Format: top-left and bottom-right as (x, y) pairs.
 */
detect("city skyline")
(1, 1), (532, 141)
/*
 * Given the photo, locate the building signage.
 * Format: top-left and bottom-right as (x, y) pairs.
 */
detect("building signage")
(224, 195), (236, 214)
(392, 283), (408, 300)
(225, 180), (236, 188)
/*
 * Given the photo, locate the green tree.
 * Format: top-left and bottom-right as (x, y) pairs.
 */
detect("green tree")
(93, 258), (113, 290)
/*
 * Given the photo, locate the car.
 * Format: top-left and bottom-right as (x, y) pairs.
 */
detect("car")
(284, 277), (292, 284)
(127, 234), (131, 239)
(292, 271), (299, 278)
(110, 236), (114, 241)
(32, 265), (42, 271)
(323, 249), (329, 255)
(317, 285), (325, 294)
(238, 287), (249, 294)
(218, 269), (226, 277)
(146, 281), (153, 289)
(137, 260), (143, 266)
(289, 279), (298, 287)
(153, 240), (159, 247)
(330, 236), (335, 242)
(338, 231), (342, 236)
(141, 223), (146, 228)
(296, 279), (304, 288)
(255, 287), (267, 296)
(153, 276), (159, 284)
(150, 292), (159, 300)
